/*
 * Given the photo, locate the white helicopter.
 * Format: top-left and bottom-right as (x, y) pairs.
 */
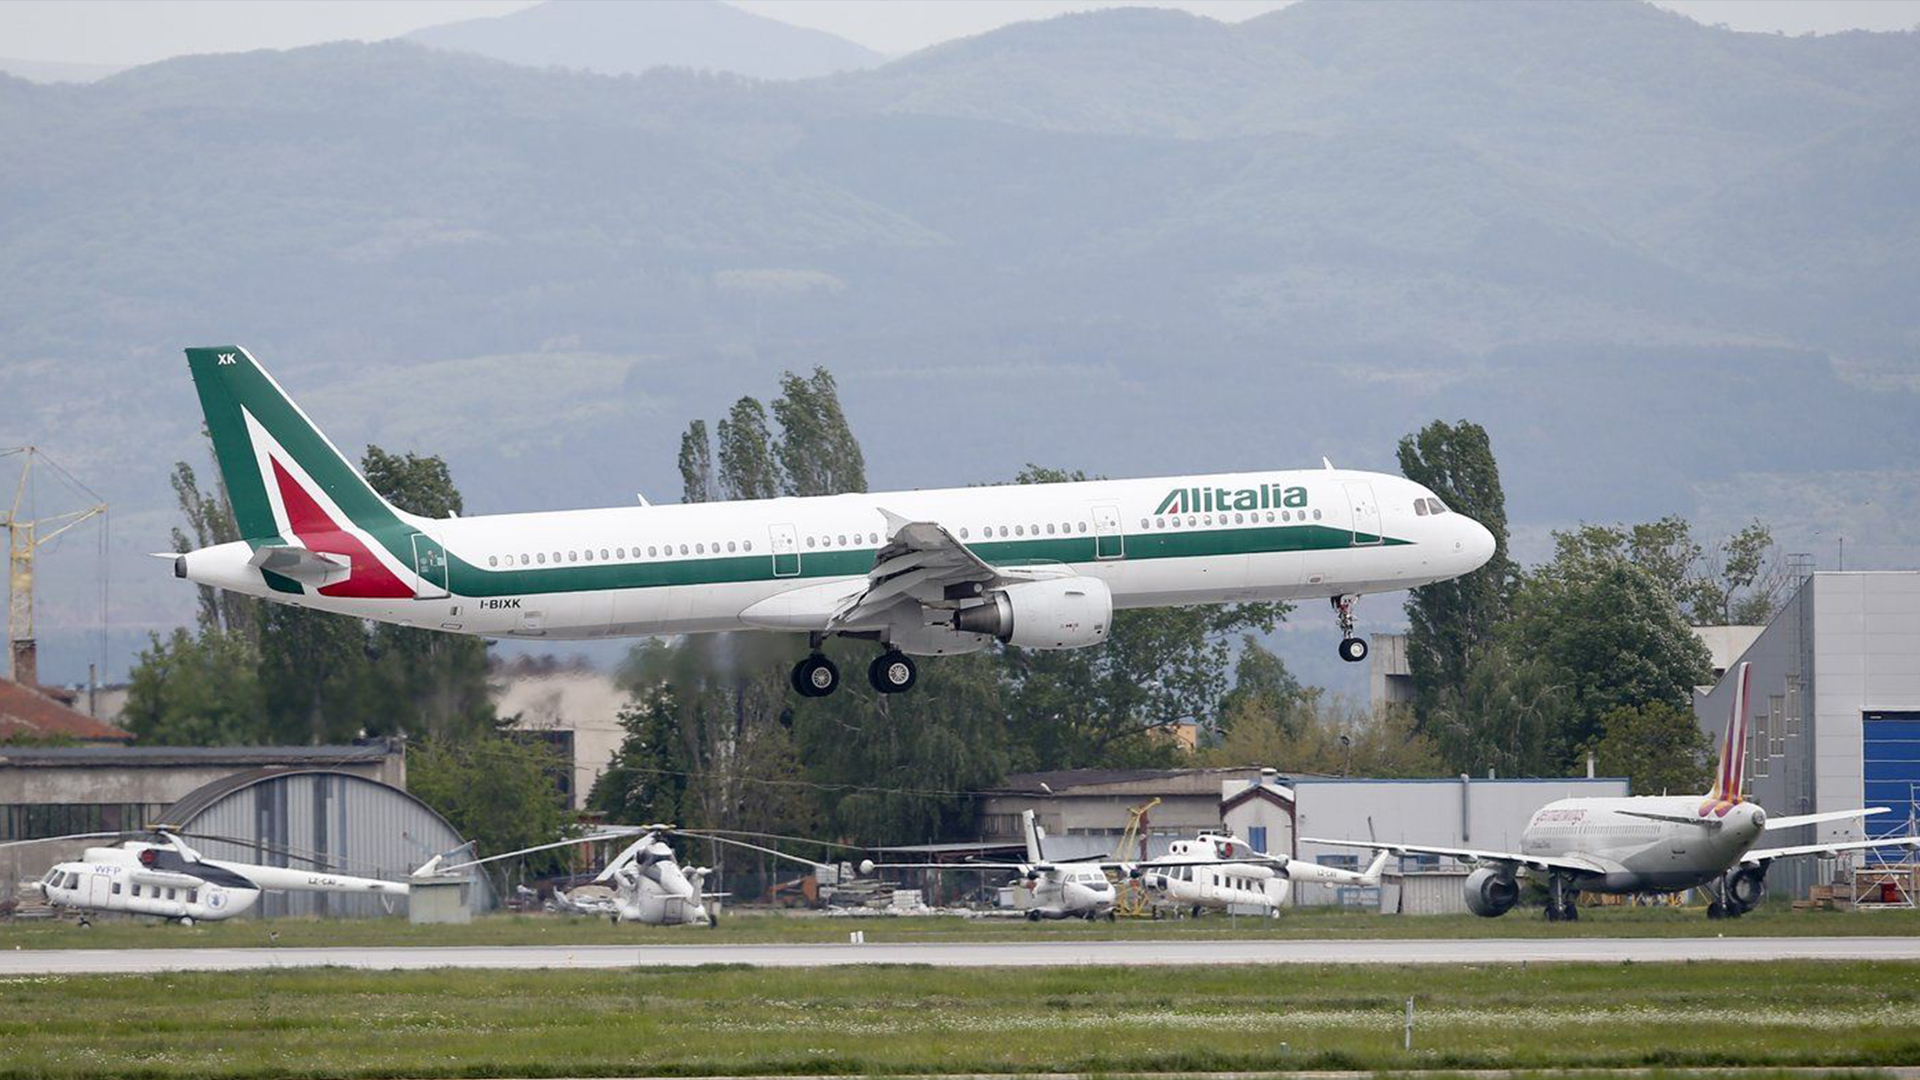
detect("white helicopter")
(6, 828), (410, 926)
(417, 824), (826, 928)
(1138, 830), (1391, 917)
(862, 810), (1121, 920)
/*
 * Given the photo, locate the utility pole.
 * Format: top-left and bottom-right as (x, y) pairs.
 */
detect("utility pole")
(4, 447), (107, 686)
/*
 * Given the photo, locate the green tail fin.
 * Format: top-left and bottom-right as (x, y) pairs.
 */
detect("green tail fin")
(183, 346), (405, 544)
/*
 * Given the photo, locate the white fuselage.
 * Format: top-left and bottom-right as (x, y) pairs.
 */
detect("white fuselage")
(1142, 835), (1291, 914)
(1023, 864), (1117, 919)
(1520, 797), (1768, 893)
(180, 468), (1494, 649)
(35, 842), (408, 923)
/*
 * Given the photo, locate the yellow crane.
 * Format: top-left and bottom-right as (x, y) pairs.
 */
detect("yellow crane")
(4, 447), (107, 686)
(1112, 797), (1162, 918)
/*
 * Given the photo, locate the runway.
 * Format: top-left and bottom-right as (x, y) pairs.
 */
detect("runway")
(3, 935), (1915, 974)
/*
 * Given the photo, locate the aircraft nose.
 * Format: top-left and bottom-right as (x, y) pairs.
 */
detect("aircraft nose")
(1460, 517), (1496, 571)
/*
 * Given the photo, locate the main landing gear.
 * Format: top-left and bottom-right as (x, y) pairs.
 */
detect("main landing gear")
(1543, 874), (1579, 922)
(789, 641), (918, 698)
(1333, 595), (1368, 663)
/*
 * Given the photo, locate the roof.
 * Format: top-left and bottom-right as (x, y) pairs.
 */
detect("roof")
(0, 742), (397, 767)
(0, 678), (131, 744)
(1221, 782), (1295, 814)
(992, 767), (1265, 797)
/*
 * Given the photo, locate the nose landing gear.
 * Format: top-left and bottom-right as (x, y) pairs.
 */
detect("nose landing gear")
(1333, 595), (1368, 662)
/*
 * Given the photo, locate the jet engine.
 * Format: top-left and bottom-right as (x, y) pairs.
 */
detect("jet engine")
(1464, 867), (1519, 917)
(1727, 866), (1767, 910)
(951, 578), (1112, 650)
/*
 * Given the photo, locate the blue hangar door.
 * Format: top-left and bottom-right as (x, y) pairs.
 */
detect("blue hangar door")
(1862, 711), (1920, 859)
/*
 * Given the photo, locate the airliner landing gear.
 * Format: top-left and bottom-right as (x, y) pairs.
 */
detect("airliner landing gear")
(1333, 595), (1368, 662)
(1544, 875), (1579, 922)
(791, 653), (840, 697)
(868, 651), (917, 694)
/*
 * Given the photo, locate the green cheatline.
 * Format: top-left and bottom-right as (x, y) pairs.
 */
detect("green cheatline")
(444, 522), (1409, 599)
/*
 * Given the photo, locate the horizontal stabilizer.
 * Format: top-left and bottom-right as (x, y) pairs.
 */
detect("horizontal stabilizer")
(1765, 807), (1888, 832)
(247, 544), (351, 586)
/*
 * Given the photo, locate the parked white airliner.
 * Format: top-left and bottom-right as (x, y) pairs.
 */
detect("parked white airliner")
(172, 347), (1495, 696)
(1308, 663), (1920, 920)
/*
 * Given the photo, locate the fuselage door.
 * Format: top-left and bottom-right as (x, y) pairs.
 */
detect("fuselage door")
(410, 533), (451, 598)
(769, 523), (800, 577)
(1343, 482), (1382, 546)
(1092, 504), (1124, 560)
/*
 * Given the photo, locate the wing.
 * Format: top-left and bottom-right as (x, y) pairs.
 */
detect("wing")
(1618, 809), (1722, 830)
(1764, 807), (1889, 832)
(1742, 835), (1920, 866)
(1301, 836), (1609, 878)
(827, 509), (1067, 630)
(863, 861), (1031, 872)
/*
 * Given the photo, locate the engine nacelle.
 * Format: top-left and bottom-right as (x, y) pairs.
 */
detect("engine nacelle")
(1464, 867), (1519, 918)
(885, 615), (995, 657)
(951, 578), (1112, 650)
(1728, 866), (1768, 910)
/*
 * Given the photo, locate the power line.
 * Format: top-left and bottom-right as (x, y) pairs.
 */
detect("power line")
(617, 761), (983, 800)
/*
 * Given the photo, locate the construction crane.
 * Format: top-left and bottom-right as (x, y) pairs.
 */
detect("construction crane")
(3, 447), (107, 686)
(1112, 797), (1162, 918)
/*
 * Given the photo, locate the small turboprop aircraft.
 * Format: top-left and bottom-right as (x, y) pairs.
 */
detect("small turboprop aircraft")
(418, 824), (825, 927)
(169, 346), (1496, 697)
(861, 810), (1119, 920)
(8, 828), (409, 926)
(1138, 832), (1391, 917)
(1308, 662), (1920, 920)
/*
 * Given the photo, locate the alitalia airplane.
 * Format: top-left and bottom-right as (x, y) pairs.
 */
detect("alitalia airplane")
(1309, 663), (1920, 920)
(172, 346), (1496, 696)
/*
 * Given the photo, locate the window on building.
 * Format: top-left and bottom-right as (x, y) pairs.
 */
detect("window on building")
(1248, 826), (1267, 854)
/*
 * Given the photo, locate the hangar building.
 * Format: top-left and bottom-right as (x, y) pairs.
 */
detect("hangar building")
(1695, 571), (1920, 900)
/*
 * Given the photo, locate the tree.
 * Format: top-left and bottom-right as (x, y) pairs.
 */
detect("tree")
(772, 367), (866, 497)
(1554, 516), (1787, 626)
(1503, 550), (1712, 760)
(407, 735), (574, 890)
(1219, 636), (1305, 737)
(589, 694), (690, 826)
(1427, 644), (1569, 778)
(678, 419), (714, 503)
(1202, 691), (1444, 778)
(1592, 701), (1713, 796)
(715, 396), (782, 501)
(120, 627), (265, 746)
(1398, 420), (1516, 733)
(168, 457), (257, 641)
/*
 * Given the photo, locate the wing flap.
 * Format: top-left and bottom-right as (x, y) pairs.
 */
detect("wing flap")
(1301, 836), (1608, 877)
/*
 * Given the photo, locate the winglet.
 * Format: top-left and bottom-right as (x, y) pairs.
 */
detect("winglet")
(1321, 456), (1336, 470)
(876, 506), (913, 539)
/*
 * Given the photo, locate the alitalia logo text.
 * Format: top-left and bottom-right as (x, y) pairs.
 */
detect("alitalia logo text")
(1154, 484), (1308, 515)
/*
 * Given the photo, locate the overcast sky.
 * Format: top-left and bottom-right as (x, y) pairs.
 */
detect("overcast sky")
(1, 0), (1915, 66)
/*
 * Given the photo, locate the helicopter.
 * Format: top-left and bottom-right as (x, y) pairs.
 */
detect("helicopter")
(6, 827), (410, 926)
(415, 824), (829, 927)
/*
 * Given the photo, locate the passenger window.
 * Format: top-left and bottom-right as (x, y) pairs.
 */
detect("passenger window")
(1048, 523), (1058, 535)
(1061, 522), (1070, 533)
(1030, 523), (1038, 534)
(552, 551), (562, 562)
(959, 528), (969, 539)
(188, 889), (198, 904)
(600, 548), (610, 560)
(537, 553), (547, 565)
(838, 535), (847, 546)
(1203, 515), (1213, 526)
(679, 544), (689, 555)
(112, 882), (121, 895)
(743, 540), (752, 552)
(584, 549), (594, 561)
(696, 543), (705, 554)
(727, 541), (736, 553)
(487, 556), (498, 567)
(1078, 522), (1088, 533)
(520, 554), (530, 565)
(999, 526), (1009, 537)
(1137, 519), (1147, 530)
(1265, 511), (1275, 522)
(649, 546), (658, 557)
(1313, 509), (1322, 520)
(617, 547), (626, 559)
(807, 536), (817, 548)
(1014, 525), (1024, 536)
(1234, 512), (1245, 524)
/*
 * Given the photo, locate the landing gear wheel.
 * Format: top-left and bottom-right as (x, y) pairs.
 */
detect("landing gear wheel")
(1026, 909), (1041, 922)
(1331, 595), (1366, 662)
(1083, 910), (1097, 922)
(868, 651), (917, 694)
(1191, 904), (1204, 920)
(179, 916), (195, 928)
(791, 654), (840, 697)
(707, 911), (721, 929)
(77, 917), (90, 929)
(1544, 904), (1561, 922)
(1107, 910), (1117, 922)
(1561, 901), (1578, 923)
(1706, 900), (1726, 920)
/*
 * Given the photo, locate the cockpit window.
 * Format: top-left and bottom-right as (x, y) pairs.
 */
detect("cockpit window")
(1419, 497), (1450, 516)
(1414, 500), (1429, 516)
(1429, 498), (1450, 515)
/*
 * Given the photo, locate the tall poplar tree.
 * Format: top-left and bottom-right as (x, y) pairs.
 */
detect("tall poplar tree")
(1397, 420), (1516, 732)
(715, 396), (782, 501)
(772, 367), (866, 496)
(678, 419), (714, 503)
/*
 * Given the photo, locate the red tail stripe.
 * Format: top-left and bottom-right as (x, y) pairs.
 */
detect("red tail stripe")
(269, 457), (413, 599)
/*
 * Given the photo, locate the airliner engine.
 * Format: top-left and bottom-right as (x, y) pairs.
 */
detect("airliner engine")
(1464, 867), (1519, 917)
(952, 578), (1112, 650)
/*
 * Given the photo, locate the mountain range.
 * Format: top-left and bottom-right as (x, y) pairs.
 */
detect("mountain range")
(3, 0), (1915, 691)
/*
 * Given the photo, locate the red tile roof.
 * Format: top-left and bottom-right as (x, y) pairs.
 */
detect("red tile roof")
(0, 678), (132, 744)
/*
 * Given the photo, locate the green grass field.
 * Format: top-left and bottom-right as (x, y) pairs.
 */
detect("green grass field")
(4, 902), (1918, 950)
(2, 961), (1918, 1077)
